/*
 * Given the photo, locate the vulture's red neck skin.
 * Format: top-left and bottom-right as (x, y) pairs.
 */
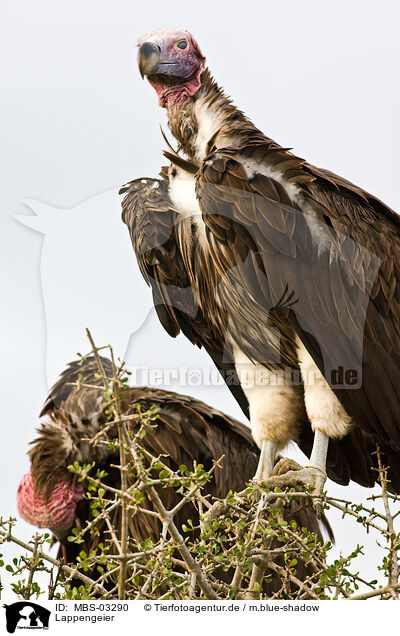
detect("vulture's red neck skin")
(148, 67), (204, 109)
(17, 472), (84, 538)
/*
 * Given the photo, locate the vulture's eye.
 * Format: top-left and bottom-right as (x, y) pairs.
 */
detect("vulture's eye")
(177, 40), (187, 50)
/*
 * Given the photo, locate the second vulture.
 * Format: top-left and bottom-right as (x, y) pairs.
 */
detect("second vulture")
(17, 356), (326, 594)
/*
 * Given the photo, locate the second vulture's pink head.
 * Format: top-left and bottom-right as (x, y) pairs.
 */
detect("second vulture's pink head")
(17, 472), (84, 538)
(137, 28), (205, 108)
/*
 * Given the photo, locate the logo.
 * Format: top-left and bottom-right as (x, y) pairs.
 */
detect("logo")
(15, 190), (153, 387)
(3, 603), (50, 634)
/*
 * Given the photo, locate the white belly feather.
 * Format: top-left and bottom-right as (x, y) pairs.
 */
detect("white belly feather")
(168, 169), (209, 248)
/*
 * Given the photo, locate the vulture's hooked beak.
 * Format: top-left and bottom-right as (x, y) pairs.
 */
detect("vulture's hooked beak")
(138, 41), (161, 78)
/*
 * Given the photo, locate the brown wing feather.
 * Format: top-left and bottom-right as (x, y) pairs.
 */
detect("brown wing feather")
(120, 176), (250, 418)
(302, 171), (400, 458)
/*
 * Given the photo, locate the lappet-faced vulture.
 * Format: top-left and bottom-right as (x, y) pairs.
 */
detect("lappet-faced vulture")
(121, 28), (400, 496)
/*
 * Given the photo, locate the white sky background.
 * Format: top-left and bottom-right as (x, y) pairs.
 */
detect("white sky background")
(1, 0), (400, 598)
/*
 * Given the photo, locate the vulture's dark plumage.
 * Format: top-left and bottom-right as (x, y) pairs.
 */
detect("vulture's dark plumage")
(18, 356), (258, 541)
(17, 356), (326, 594)
(121, 28), (400, 493)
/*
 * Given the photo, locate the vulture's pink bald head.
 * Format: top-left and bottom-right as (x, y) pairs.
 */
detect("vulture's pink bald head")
(17, 472), (84, 537)
(137, 29), (205, 108)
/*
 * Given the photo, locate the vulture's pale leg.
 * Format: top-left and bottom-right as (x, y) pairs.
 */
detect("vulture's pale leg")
(294, 338), (352, 514)
(300, 429), (329, 516)
(293, 429), (330, 489)
(309, 429), (329, 473)
(258, 339), (349, 515)
(233, 346), (306, 483)
(254, 440), (278, 481)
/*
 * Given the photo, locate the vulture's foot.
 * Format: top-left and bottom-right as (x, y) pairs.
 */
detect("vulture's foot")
(260, 460), (327, 518)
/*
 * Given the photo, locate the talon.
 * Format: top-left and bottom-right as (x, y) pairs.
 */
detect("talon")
(314, 499), (323, 520)
(304, 466), (327, 518)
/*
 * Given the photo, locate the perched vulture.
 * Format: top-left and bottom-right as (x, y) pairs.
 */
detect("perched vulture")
(17, 356), (326, 594)
(17, 356), (258, 542)
(121, 28), (400, 495)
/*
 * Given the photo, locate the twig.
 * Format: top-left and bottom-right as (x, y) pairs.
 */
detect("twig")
(375, 446), (399, 598)
(347, 582), (400, 600)
(86, 329), (129, 600)
(145, 486), (218, 599)
(0, 529), (106, 595)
